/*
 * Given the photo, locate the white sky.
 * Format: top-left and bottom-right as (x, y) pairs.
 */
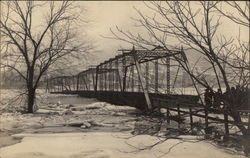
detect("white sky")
(1, 1), (248, 68)
(78, 1), (249, 66)
(81, 1), (146, 65)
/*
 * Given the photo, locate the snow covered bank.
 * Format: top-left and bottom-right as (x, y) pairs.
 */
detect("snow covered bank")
(0, 132), (245, 158)
(0, 92), (247, 158)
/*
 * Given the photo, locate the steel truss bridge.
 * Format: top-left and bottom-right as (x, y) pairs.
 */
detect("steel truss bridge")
(47, 46), (199, 110)
(47, 46), (249, 138)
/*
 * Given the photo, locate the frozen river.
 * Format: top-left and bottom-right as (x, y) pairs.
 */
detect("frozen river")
(0, 91), (246, 158)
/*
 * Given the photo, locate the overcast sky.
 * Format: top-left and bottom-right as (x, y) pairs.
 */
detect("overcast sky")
(1, 1), (248, 69)
(81, 1), (146, 65)
(77, 1), (249, 67)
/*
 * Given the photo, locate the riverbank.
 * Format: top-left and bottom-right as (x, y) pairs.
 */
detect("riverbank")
(0, 91), (247, 158)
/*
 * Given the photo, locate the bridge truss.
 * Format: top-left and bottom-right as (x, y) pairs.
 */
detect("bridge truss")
(48, 46), (197, 110)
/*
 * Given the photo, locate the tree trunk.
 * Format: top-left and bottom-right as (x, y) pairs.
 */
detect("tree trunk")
(27, 88), (35, 113)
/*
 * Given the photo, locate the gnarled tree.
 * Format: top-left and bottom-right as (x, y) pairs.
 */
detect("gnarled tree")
(109, 1), (250, 151)
(0, 1), (91, 113)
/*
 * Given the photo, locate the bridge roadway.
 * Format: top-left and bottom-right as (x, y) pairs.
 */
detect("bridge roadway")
(51, 90), (200, 110)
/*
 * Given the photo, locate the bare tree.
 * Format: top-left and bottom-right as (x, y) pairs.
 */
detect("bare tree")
(215, 1), (250, 27)
(215, 1), (250, 87)
(0, 1), (91, 113)
(109, 0), (249, 148)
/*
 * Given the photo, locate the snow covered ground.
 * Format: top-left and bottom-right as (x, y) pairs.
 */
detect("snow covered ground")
(0, 89), (247, 158)
(0, 132), (246, 158)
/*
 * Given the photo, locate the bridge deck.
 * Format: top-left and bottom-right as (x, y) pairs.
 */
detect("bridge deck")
(51, 90), (200, 110)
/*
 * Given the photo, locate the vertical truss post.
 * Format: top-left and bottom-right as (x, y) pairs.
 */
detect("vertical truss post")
(64, 77), (66, 91)
(109, 62), (112, 91)
(69, 77), (72, 91)
(48, 78), (51, 93)
(72, 76), (75, 91)
(69, 77), (71, 91)
(95, 67), (99, 93)
(67, 77), (69, 91)
(57, 78), (59, 92)
(61, 77), (64, 91)
(68, 77), (70, 91)
(53, 79), (55, 92)
(166, 57), (170, 94)
(133, 48), (152, 110)
(89, 73), (91, 90)
(88, 74), (90, 90)
(102, 66), (104, 91)
(104, 65), (107, 91)
(131, 66), (134, 92)
(83, 76), (85, 90)
(91, 70), (95, 91)
(85, 75), (87, 90)
(155, 59), (158, 93)
(48, 78), (50, 92)
(72, 77), (74, 91)
(80, 76), (82, 90)
(46, 77), (49, 93)
(146, 62), (149, 92)
(73, 76), (76, 91)
(71, 77), (73, 91)
(84, 74), (86, 91)
(138, 63), (141, 92)
(99, 65), (103, 91)
(112, 62), (115, 91)
(85, 74), (88, 90)
(116, 69), (123, 91)
(64, 77), (67, 91)
(55, 78), (57, 91)
(88, 73), (91, 90)
(50, 79), (52, 92)
(83, 75), (89, 91)
(66, 77), (69, 91)
(107, 66), (109, 91)
(115, 59), (119, 91)
(122, 56), (127, 92)
(65, 77), (67, 91)
(101, 66), (104, 91)
(56, 79), (58, 92)
(52, 79), (54, 92)
(76, 75), (79, 91)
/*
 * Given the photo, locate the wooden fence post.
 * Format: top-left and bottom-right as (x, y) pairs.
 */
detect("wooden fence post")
(189, 105), (193, 131)
(155, 59), (158, 93)
(177, 104), (180, 129)
(224, 109), (229, 138)
(167, 108), (170, 123)
(76, 75), (79, 91)
(205, 106), (209, 134)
